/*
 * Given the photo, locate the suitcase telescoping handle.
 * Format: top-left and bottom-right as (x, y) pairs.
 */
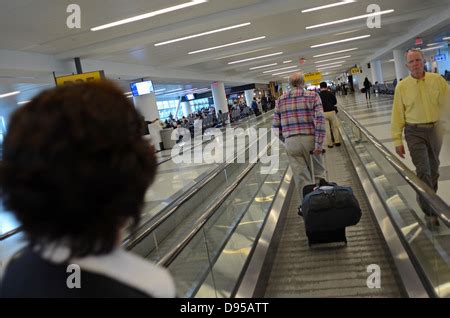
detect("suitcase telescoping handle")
(309, 149), (326, 184)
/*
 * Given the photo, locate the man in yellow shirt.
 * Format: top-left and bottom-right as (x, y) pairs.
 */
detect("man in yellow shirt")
(391, 49), (449, 227)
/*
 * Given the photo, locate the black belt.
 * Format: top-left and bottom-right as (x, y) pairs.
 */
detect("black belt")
(406, 122), (438, 128)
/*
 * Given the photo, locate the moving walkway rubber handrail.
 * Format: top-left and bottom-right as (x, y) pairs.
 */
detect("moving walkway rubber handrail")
(155, 138), (276, 268)
(339, 107), (450, 227)
(123, 121), (273, 250)
(0, 227), (22, 241)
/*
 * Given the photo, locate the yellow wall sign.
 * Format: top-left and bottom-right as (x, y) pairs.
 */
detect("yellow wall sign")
(55, 71), (105, 86)
(350, 67), (362, 75)
(304, 72), (322, 83)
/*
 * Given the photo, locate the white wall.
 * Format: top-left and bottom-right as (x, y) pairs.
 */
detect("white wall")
(381, 62), (396, 83)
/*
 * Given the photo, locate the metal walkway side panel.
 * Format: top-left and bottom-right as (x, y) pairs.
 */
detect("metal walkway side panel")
(264, 146), (406, 297)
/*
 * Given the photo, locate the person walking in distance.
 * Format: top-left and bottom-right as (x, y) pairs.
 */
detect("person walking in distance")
(319, 82), (341, 148)
(391, 49), (449, 228)
(363, 77), (372, 101)
(273, 72), (326, 201)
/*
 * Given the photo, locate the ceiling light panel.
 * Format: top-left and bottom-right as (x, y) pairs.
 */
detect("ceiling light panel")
(228, 52), (283, 65)
(313, 48), (358, 58)
(249, 63), (278, 70)
(0, 91), (20, 98)
(188, 36), (266, 54)
(154, 22), (251, 46)
(311, 35), (370, 48)
(263, 65), (298, 73)
(315, 55), (351, 63)
(302, 0), (355, 13)
(214, 47), (273, 60)
(272, 69), (301, 76)
(306, 10), (394, 29)
(91, 0), (209, 31)
(316, 61), (346, 68)
(317, 65), (343, 70)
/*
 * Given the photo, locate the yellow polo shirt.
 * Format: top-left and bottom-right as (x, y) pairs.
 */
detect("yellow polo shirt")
(391, 72), (449, 147)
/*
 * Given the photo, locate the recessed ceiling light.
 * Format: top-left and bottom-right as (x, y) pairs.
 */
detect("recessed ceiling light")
(306, 10), (394, 29)
(91, 0), (208, 31)
(421, 46), (444, 52)
(317, 65), (343, 70)
(315, 55), (351, 63)
(0, 91), (20, 98)
(228, 52), (283, 65)
(302, 0), (355, 13)
(272, 69), (301, 76)
(249, 63), (278, 70)
(188, 36), (266, 54)
(313, 48), (358, 58)
(263, 65), (298, 74)
(311, 35), (370, 48)
(316, 61), (346, 68)
(154, 22), (251, 46)
(214, 47), (273, 60)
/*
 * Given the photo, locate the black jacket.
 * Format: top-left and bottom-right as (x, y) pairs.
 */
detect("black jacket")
(318, 90), (337, 112)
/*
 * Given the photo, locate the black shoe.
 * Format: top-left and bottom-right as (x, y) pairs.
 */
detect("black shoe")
(298, 206), (303, 217)
(334, 143), (341, 147)
(327, 145), (334, 149)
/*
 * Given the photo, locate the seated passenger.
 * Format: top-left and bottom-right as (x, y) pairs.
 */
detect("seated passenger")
(0, 81), (175, 298)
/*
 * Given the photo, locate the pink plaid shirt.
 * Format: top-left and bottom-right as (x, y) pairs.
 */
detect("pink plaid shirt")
(272, 88), (326, 149)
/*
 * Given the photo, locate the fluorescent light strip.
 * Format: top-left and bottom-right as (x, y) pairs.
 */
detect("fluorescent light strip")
(443, 37), (450, 41)
(427, 43), (440, 47)
(154, 89), (167, 93)
(263, 65), (298, 74)
(17, 100), (30, 105)
(421, 46), (444, 52)
(124, 92), (132, 95)
(317, 65), (343, 70)
(228, 52), (283, 65)
(272, 69), (301, 76)
(388, 59), (395, 62)
(313, 48), (358, 58)
(306, 10), (394, 29)
(0, 91), (20, 98)
(334, 29), (360, 36)
(315, 55), (351, 63)
(214, 47), (273, 60)
(91, 0), (208, 31)
(283, 60), (292, 64)
(315, 61), (346, 68)
(155, 22), (251, 46)
(249, 63), (278, 70)
(189, 36), (266, 54)
(302, 0), (355, 13)
(311, 35), (370, 48)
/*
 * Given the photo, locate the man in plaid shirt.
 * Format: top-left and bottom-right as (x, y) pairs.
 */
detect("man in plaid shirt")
(273, 72), (326, 200)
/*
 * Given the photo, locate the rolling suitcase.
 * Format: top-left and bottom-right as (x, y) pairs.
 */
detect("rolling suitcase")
(301, 151), (361, 247)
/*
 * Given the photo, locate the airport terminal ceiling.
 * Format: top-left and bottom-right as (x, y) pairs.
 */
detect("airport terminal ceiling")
(0, 0), (449, 94)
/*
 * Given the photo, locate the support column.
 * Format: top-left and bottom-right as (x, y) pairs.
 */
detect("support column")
(244, 89), (254, 108)
(133, 93), (163, 151)
(211, 82), (228, 114)
(393, 50), (409, 81)
(181, 101), (192, 117)
(370, 60), (384, 84)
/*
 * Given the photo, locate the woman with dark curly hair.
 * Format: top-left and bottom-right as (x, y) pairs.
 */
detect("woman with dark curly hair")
(0, 81), (175, 298)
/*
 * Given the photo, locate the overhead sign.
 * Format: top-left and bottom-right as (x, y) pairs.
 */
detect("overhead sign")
(415, 37), (423, 46)
(55, 71), (105, 86)
(304, 72), (322, 83)
(350, 67), (362, 75)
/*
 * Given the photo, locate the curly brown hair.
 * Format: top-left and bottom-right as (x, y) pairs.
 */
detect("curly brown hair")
(0, 81), (157, 258)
